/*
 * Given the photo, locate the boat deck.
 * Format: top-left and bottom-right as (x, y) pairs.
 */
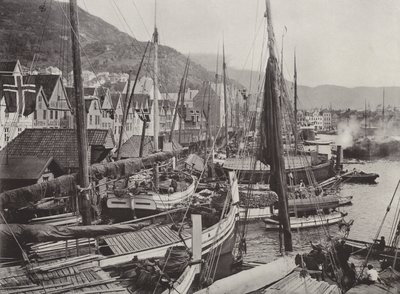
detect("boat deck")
(0, 255), (129, 294)
(102, 224), (191, 255)
(263, 270), (340, 294)
(224, 156), (313, 171)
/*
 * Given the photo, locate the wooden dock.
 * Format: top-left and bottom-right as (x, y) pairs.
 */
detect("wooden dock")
(263, 271), (340, 294)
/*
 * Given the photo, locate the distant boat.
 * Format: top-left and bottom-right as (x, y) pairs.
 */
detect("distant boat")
(342, 171), (379, 184)
(264, 211), (346, 230)
(304, 139), (333, 146)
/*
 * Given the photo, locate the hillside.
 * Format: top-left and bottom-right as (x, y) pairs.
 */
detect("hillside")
(0, 0), (215, 92)
(192, 54), (400, 110)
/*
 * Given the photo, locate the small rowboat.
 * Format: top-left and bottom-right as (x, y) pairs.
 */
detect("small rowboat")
(342, 171), (379, 184)
(264, 211), (346, 230)
(304, 140), (333, 146)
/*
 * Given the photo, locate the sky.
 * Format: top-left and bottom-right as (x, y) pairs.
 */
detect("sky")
(77, 0), (400, 88)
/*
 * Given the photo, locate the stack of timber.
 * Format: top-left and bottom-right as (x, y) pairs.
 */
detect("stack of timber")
(28, 238), (96, 262)
(0, 255), (130, 294)
(262, 270), (341, 294)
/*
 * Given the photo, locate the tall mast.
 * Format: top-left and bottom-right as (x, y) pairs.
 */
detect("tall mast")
(170, 56), (189, 143)
(364, 99), (367, 137)
(205, 83), (211, 165)
(179, 59), (190, 144)
(294, 51), (298, 152)
(153, 1), (159, 151)
(116, 71), (132, 160)
(382, 88), (385, 130)
(120, 42), (150, 159)
(222, 43), (229, 157)
(69, 0), (91, 225)
(261, 0), (292, 251)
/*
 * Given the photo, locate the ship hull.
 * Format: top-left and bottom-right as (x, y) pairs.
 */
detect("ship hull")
(264, 212), (344, 230)
(225, 160), (334, 185)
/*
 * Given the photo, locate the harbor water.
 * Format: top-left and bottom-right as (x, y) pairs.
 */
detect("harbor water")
(243, 134), (400, 263)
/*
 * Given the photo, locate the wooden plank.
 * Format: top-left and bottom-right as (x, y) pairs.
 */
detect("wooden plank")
(158, 226), (178, 243)
(117, 235), (135, 252)
(152, 226), (171, 243)
(105, 237), (122, 255)
(124, 232), (144, 252)
(129, 232), (149, 250)
(136, 231), (153, 248)
(113, 235), (130, 253)
(159, 226), (179, 243)
(142, 229), (161, 247)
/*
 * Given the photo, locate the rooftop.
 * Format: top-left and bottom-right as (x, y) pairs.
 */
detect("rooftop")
(0, 156), (58, 180)
(1, 129), (114, 170)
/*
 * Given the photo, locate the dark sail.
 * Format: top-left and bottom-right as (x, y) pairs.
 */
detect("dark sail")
(258, 0), (292, 251)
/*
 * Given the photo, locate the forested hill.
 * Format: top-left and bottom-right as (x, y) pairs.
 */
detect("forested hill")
(0, 0), (217, 92)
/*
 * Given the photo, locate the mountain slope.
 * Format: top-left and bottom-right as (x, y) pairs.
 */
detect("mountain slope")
(192, 53), (400, 110)
(0, 0), (214, 92)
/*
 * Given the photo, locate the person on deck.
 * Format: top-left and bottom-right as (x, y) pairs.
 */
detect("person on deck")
(374, 236), (386, 252)
(363, 264), (381, 285)
(336, 240), (351, 269)
(170, 178), (178, 193)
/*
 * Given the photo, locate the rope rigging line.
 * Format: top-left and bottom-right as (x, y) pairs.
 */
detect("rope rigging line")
(359, 178), (400, 278)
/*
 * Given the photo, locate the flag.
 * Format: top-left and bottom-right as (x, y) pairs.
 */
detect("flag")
(1, 75), (36, 116)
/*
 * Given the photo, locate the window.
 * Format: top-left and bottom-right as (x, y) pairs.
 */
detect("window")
(18, 128), (22, 133)
(94, 103), (97, 110)
(4, 127), (9, 133)
(64, 111), (67, 119)
(43, 110), (47, 119)
(55, 111), (58, 119)
(89, 115), (93, 125)
(43, 176), (49, 182)
(4, 135), (9, 142)
(5, 112), (9, 119)
(38, 96), (42, 102)
(34, 110), (37, 120)
(50, 110), (53, 119)
(57, 95), (61, 101)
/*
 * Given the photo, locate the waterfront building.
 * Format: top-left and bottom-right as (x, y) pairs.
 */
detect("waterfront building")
(321, 110), (332, 130)
(125, 76), (182, 137)
(0, 60), (73, 149)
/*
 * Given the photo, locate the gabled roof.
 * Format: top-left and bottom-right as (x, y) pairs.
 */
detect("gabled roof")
(66, 87), (100, 113)
(111, 81), (127, 93)
(118, 135), (182, 158)
(0, 129), (114, 171)
(111, 92), (121, 109)
(95, 86), (109, 104)
(0, 156), (57, 180)
(24, 74), (60, 102)
(0, 60), (21, 74)
(118, 135), (154, 158)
